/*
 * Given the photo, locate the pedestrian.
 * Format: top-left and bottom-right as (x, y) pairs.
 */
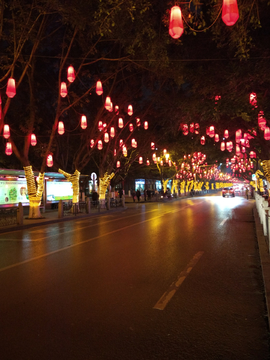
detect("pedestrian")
(136, 189), (141, 202)
(131, 189), (136, 202)
(245, 187), (249, 200)
(119, 188), (123, 199)
(147, 189), (151, 201)
(92, 190), (99, 206)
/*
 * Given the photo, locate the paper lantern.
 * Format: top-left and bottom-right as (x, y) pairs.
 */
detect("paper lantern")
(5, 142), (12, 155)
(220, 142), (225, 151)
(118, 118), (124, 128)
(105, 96), (111, 110)
(136, 118), (141, 127)
(264, 127), (270, 140)
(115, 105), (119, 115)
(98, 140), (103, 150)
(195, 123), (200, 134)
(110, 127), (115, 138)
(151, 142), (155, 150)
(47, 154), (53, 167)
(235, 129), (242, 143)
(119, 139), (123, 147)
(160, 160), (164, 166)
(222, 0), (239, 26)
(129, 123), (134, 132)
(116, 161), (120, 168)
(258, 111), (266, 130)
(209, 126), (215, 138)
(190, 123), (194, 133)
(224, 130), (229, 138)
(146, 159), (150, 166)
(139, 156), (143, 164)
(30, 134), (37, 146)
(169, 6), (184, 39)
(6, 78), (16, 98)
(96, 80), (103, 95)
(214, 134), (219, 142)
(67, 66), (75, 82)
(236, 144), (241, 156)
(114, 149), (117, 156)
(127, 105), (133, 116)
(60, 82), (67, 97)
(98, 121), (103, 131)
(122, 146), (127, 157)
(58, 121), (65, 135)
(249, 151), (256, 158)
(250, 92), (257, 107)
(90, 139), (95, 148)
(80, 115), (87, 129)
(200, 136), (205, 145)
(104, 132), (109, 143)
(144, 121), (148, 130)
(3, 124), (10, 139)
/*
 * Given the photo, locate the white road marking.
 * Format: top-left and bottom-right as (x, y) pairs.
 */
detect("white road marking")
(220, 217), (229, 226)
(153, 251), (204, 310)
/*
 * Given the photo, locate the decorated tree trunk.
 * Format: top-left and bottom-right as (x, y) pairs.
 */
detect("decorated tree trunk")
(58, 169), (80, 204)
(162, 179), (170, 194)
(24, 166), (45, 218)
(171, 179), (179, 196)
(98, 172), (115, 208)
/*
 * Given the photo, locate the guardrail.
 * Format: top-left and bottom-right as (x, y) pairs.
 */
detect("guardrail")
(0, 207), (18, 227)
(255, 193), (270, 250)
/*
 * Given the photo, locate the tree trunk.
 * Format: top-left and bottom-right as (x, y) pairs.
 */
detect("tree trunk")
(24, 166), (45, 219)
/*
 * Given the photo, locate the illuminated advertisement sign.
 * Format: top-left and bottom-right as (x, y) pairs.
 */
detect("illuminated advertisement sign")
(0, 180), (29, 205)
(46, 180), (73, 201)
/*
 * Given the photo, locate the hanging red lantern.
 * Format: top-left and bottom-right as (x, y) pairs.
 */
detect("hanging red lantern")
(136, 118), (141, 127)
(67, 66), (75, 82)
(5, 142), (12, 156)
(30, 134), (37, 146)
(127, 105), (133, 116)
(105, 96), (111, 110)
(214, 134), (219, 142)
(58, 121), (65, 135)
(200, 136), (205, 145)
(115, 105), (119, 115)
(241, 146), (246, 153)
(119, 139), (123, 147)
(47, 154), (53, 167)
(118, 118), (124, 128)
(258, 111), (266, 130)
(235, 129), (242, 143)
(104, 132), (109, 143)
(209, 126), (215, 138)
(98, 140), (103, 150)
(249, 151), (256, 158)
(98, 121), (103, 131)
(139, 156), (143, 165)
(190, 123), (194, 133)
(110, 127), (115, 138)
(222, 0), (239, 26)
(236, 144), (241, 156)
(79, 115), (87, 130)
(169, 6), (184, 39)
(116, 160), (120, 168)
(264, 127), (270, 140)
(146, 159), (150, 166)
(129, 123), (134, 132)
(6, 78), (16, 98)
(60, 82), (67, 97)
(224, 130), (229, 138)
(151, 142), (155, 150)
(249, 92), (257, 107)
(122, 146), (127, 157)
(195, 123), (200, 134)
(144, 121), (148, 130)
(96, 80), (103, 95)
(3, 124), (10, 139)
(90, 139), (95, 148)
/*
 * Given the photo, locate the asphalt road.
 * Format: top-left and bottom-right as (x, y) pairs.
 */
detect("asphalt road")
(0, 195), (269, 360)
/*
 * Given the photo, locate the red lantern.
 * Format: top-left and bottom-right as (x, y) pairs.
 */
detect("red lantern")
(258, 111), (266, 130)
(80, 115), (87, 130)
(235, 129), (242, 143)
(127, 105), (133, 116)
(169, 6), (184, 39)
(249, 151), (256, 158)
(104, 132), (109, 143)
(209, 126), (215, 138)
(131, 139), (136, 148)
(224, 130), (229, 138)
(30, 134), (37, 146)
(214, 134), (219, 142)
(151, 142), (155, 150)
(105, 96), (111, 110)
(146, 159), (150, 166)
(119, 139), (123, 147)
(110, 127), (115, 138)
(222, 0), (239, 26)
(98, 140), (103, 150)
(90, 139), (95, 148)
(5, 142), (12, 156)
(58, 121), (65, 135)
(190, 123), (194, 133)
(122, 146), (127, 157)
(264, 127), (270, 140)
(201, 136), (205, 145)
(98, 121), (103, 131)
(139, 156), (143, 164)
(115, 105), (119, 115)
(114, 149), (117, 156)
(6, 78), (16, 98)
(249, 92), (257, 107)
(60, 82), (67, 97)
(118, 118), (124, 128)
(144, 121), (148, 130)
(96, 80), (103, 95)
(3, 124), (10, 139)
(136, 118), (141, 127)
(195, 123), (200, 134)
(236, 144), (241, 156)
(116, 161), (120, 168)
(67, 66), (75, 82)
(47, 154), (53, 167)
(129, 123), (134, 132)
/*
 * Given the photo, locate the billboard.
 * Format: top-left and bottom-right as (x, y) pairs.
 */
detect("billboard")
(0, 180), (29, 205)
(46, 180), (73, 201)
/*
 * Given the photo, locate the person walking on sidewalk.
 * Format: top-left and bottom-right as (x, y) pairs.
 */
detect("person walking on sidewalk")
(245, 187), (249, 200)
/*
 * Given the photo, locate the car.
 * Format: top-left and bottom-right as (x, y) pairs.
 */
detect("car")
(222, 187), (235, 197)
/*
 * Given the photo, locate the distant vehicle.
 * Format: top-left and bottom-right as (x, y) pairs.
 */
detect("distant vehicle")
(222, 187), (235, 197)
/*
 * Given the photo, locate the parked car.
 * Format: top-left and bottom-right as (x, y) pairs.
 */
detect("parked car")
(222, 187), (235, 197)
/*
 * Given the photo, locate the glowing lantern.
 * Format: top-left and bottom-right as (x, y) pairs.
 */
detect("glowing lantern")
(98, 121), (103, 131)
(105, 96), (111, 110)
(222, 0), (239, 26)
(98, 140), (103, 150)
(122, 146), (128, 157)
(146, 159), (150, 166)
(160, 160), (164, 166)
(116, 161), (120, 168)
(224, 130), (229, 138)
(201, 136), (205, 145)
(169, 6), (184, 39)
(58, 121), (65, 135)
(190, 123), (194, 133)
(96, 81), (103, 95)
(30, 134), (37, 146)
(241, 146), (246, 153)
(114, 149), (117, 156)
(195, 123), (200, 134)
(264, 127), (270, 140)
(115, 105), (119, 115)
(108, 101), (113, 112)
(60, 82), (67, 97)
(249, 151), (256, 158)
(67, 66), (75, 82)
(47, 154), (53, 167)
(118, 118), (124, 128)
(136, 118), (141, 127)
(152, 153), (156, 161)
(129, 123), (134, 132)
(249, 92), (257, 107)
(90, 139), (95, 148)
(144, 121), (148, 130)
(5, 142), (12, 155)
(151, 142), (155, 150)
(258, 111), (266, 130)
(236, 144), (241, 156)
(80, 115), (87, 129)
(119, 139), (123, 147)
(104, 132), (109, 143)
(110, 127), (115, 138)
(214, 134), (219, 142)
(137, 156), (143, 165)
(131, 138), (137, 148)
(221, 142), (225, 151)
(127, 105), (133, 116)
(209, 126), (215, 138)
(6, 78), (16, 98)
(3, 124), (10, 139)
(235, 129), (242, 143)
